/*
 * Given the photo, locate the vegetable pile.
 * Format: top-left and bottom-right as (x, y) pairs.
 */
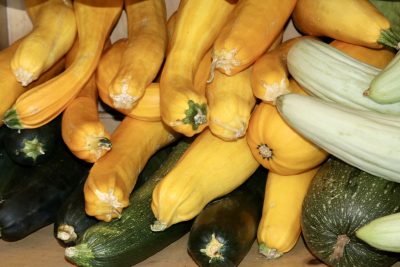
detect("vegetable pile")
(1, 0), (400, 266)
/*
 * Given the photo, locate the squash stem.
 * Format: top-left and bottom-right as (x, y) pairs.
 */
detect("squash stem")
(65, 244), (93, 267)
(57, 224), (77, 243)
(3, 108), (23, 129)
(379, 29), (400, 50)
(329, 234), (350, 261)
(259, 243), (283, 260)
(182, 100), (208, 130)
(150, 220), (168, 232)
(98, 137), (112, 150)
(200, 233), (225, 263)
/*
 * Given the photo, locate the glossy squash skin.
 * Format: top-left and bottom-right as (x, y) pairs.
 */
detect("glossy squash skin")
(84, 116), (179, 222)
(62, 74), (112, 163)
(108, 0), (167, 110)
(151, 129), (260, 230)
(302, 157), (400, 267)
(257, 167), (319, 259)
(292, 0), (398, 49)
(187, 167), (266, 266)
(159, 0), (236, 137)
(246, 101), (328, 175)
(24, 0), (48, 21)
(96, 39), (161, 121)
(210, 0), (296, 77)
(11, 0), (76, 86)
(4, 0), (123, 130)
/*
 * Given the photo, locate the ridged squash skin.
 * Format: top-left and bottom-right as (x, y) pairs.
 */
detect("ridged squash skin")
(96, 39), (161, 121)
(210, 0), (296, 77)
(84, 116), (179, 222)
(4, 0), (123, 130)
(251, 36), (314, 103)
(292, 0), (397, 49)
(11, 0), (76, 86)
(257, 167), (319, 260)
(159, 0), (236, 137)
(206, 67), (256, 141)
(0, 40), (65, 126)
(61, 74), (112, 163)
(108, 0), (167, 110)
(246, 101), (328, 175)
(301, 157), (400, 267)
(330, 40), (395, 69)
(151, 129), (260, 231)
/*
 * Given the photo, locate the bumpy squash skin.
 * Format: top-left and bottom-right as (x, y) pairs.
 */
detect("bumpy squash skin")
(159, 0), (236, 137)
(65, 141), (193, 267)
(108, 0), (167, 109)
(246, 102), (328, 175)
(3, 117), (58, 166)
(301, 157), (400, 267)
(187, 167), (266, 267)
(292, 0), (396, 49)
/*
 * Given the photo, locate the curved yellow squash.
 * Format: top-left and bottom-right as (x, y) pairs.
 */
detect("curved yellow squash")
(24, 0), (48, 21)
(84, 116), (179, 222)
(151, 129), (259, 230)
(11, 0), (76, 86)
(258, 168), (319, 259)
(108, 0), (167, 110)
(4, 0), (123, 130)
(159, 0), (236, 137)
(210, 0), (296, 77)
(246, 101), (328, 175)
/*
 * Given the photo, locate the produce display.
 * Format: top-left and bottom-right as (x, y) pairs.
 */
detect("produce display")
(1, 0), (400, 266)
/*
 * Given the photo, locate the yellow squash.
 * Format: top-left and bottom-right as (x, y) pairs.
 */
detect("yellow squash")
(24, 0), (48, 21)
(159, 0), (236, 137)
(96, 39), (161, 121)
(4, 0), (123, 130)
(330, 40), (395, 69)
(246, 100), (328, 175)
(210, 0), (296, 78)
(292, 0), (397, 49)
(206, 67), (256, 141)
(0, 40), (65, 126)
(84, 116), (179, 222)
(108, 0), (167, 110)
(11, 0), (76, 86)
(251, 36), (315, 103)
(61, 74), (112, 163)
(258, 167), (319, 259)
(151, 128), (260, 231)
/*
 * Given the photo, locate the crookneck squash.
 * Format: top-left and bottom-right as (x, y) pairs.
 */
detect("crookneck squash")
(301, 156), (400, 267)
(108, 0), (167, 110)
(159, 0), (236, 137)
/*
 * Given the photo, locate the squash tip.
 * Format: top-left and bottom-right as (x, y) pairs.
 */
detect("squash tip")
(259, 243), (284, 260)
(150, 220), (168, 232)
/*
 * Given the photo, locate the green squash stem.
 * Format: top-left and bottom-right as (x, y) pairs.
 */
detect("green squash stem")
(3, 108), (23, 130)
(65, 244), (94, 267)
(98, 137), (112, 150)
(181, 100), (207, 130)
(259, 243), (283, 260)
(21, 137), (46, 161)
(379, 28), (400, 50)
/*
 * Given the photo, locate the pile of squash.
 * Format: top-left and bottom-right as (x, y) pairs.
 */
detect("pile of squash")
(2, 0), (400, 266)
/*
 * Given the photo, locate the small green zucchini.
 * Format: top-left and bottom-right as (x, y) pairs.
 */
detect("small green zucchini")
(187, 167), (266, 267)
(356, 212), (400, 253)
(65, 140), (193, 267)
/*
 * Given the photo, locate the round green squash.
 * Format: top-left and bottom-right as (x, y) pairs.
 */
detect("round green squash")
(301, 157), (400, 267)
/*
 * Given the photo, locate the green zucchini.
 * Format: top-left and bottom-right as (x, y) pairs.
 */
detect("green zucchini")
(187, 167), (266, 267)
(65, 140), (193, 267)
(301, 157), (400, 267)
(54, 144), (173, 247)
(2, 117), (59, 166)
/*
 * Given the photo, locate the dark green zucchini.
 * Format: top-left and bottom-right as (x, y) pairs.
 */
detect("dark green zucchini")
(3, 117), (59, 166)
(65, 140), (193, 267)
(0, 134), (90, 241)
(301, 157), (400, 267)
(187, 166), (267, 267)
(54, 144), (173, 247)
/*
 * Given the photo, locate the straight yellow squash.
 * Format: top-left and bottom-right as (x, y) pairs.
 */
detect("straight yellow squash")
(159, 0), (236, 137)
(210, 0), (296, 77)
(84, 116), (179, 222)
(258, 167), (319, 259)
(151, 129), (259, 231)
(108, 0), (167, 110)
(11, 0), (77, 86)
(4, 0), (123, 130)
